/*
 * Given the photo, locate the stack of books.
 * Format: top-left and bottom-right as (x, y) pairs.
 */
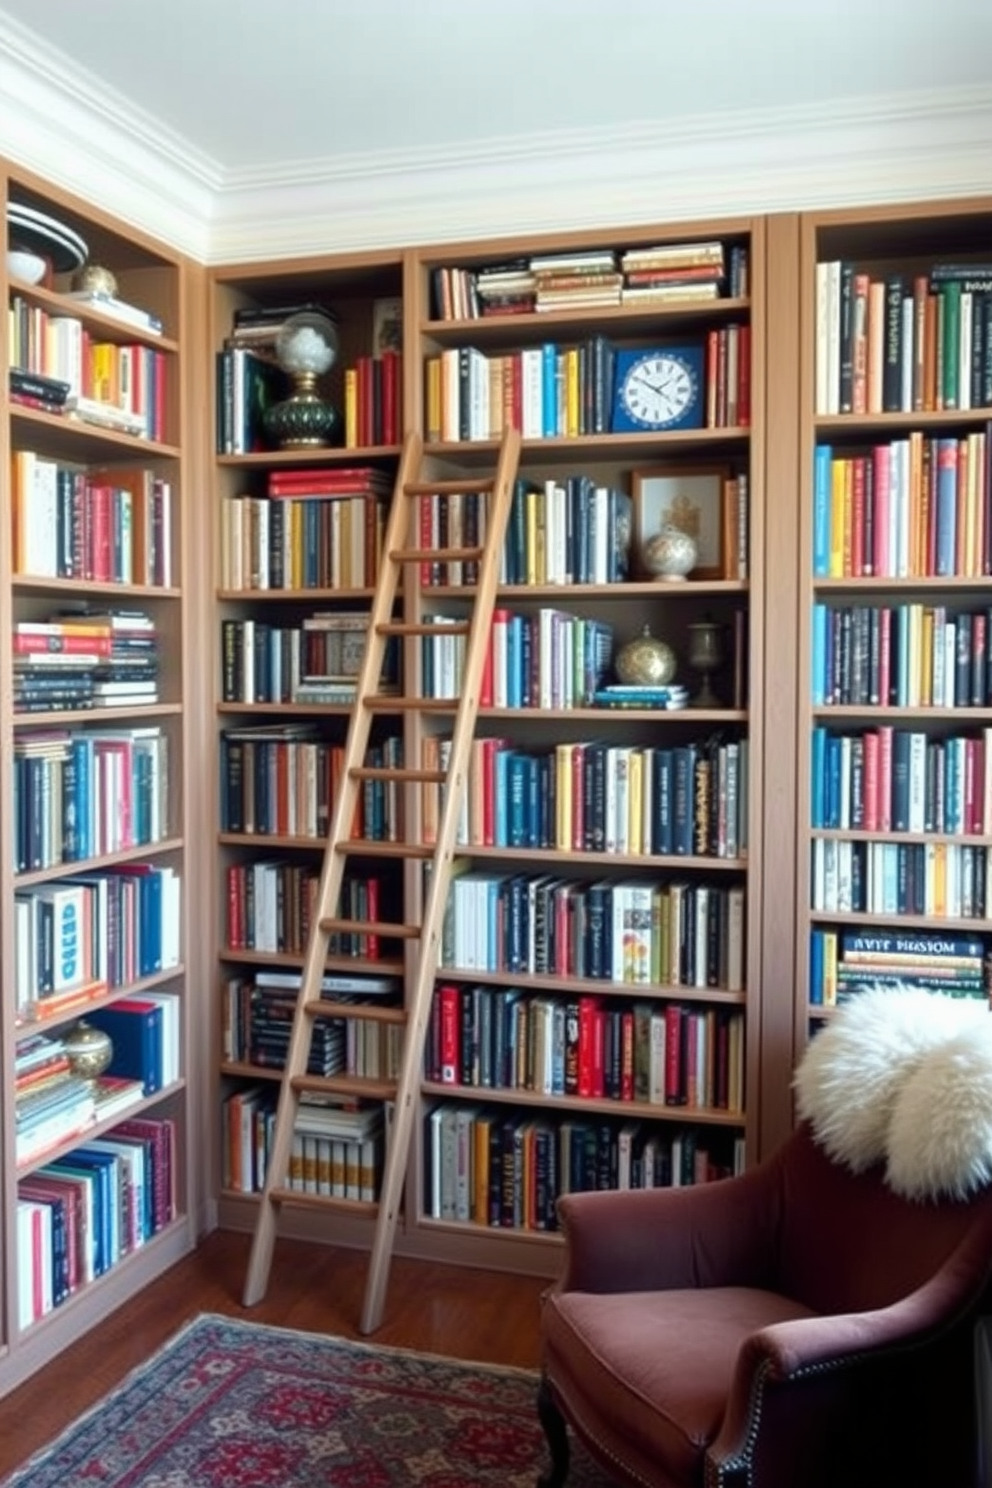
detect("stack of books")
(9, 368), (71, 414)
(620, 241), (727, 305)
(531, 250), (623, 312)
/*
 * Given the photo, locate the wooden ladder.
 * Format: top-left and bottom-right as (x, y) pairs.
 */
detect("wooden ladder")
(242, 426), (522, 1332)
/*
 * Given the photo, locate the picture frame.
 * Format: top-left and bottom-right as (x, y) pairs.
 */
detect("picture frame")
(371, 296), (403, 356)
(631, 464), (732, 580)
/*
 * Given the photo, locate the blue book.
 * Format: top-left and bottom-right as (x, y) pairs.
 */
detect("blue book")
(812, 445), (833, 576)
(507, 753), (528, 847)
(493, 748), (511, 847)
(652, 748), (674, 856)
(541, 343), (558, 438)
(87, 1000), (163, 1096)
(809, 929), (824, 1006)
(810, 727), (827, 828)
(810, 604), (828, 706)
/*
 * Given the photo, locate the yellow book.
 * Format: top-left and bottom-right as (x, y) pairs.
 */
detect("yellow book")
(525, 487), (539, 585)
(830, 458), (847, 577)
(489, 357), (504, 439)
(289, 500), (304, 591)
(565, 347), (580, 436)
(908, 429), (923, 576)
(919, 606), (933, 707)
(555, 742), (573, 852)
(344, 366), (358, 449)
(339, 498), (353, 588)
(90, 341), (118, 404)
(822, 929), (838, 1007)
(628, 749), (644, 856)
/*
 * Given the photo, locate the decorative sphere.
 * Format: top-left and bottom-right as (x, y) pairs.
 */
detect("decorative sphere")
(642, 524), (698, 582)
(73, 263), (118, 299)
(615, 625), (677, 686)
(275, 310), (339, 376)
(63, 1019), (113, 1083)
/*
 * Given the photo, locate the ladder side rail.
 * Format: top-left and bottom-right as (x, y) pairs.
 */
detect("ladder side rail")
(360, 426), (521, 1333)
(242, 430), (422, 1306)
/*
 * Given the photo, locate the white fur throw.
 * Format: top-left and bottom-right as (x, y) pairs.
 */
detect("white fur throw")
(793, 985), (992, 1199)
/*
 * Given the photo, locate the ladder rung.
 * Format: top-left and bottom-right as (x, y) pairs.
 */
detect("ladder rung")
(335, 840), (436, 859)
(376, 621), (471, 637)
(404, 478), (494, 497)
(389, 546), (484, 564)
(319, 916), (421, 939)
(350, 765), (446, 782)
(303, 999), (407, 1025)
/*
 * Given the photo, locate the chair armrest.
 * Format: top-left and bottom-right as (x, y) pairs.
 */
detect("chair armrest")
(711, 1235), (992, 1465)
(555, 1160), (781, 1294)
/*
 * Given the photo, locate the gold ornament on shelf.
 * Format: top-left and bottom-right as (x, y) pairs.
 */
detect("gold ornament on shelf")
(615, 625), (677, 687)
(62, 1019), (113, 1085)
(72, 262), (119, 299)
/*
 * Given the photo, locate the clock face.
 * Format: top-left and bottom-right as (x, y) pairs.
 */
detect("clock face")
(621, 353), (698, 429)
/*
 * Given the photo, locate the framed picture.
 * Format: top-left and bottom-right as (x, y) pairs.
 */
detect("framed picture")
(372, 296), (403, 355)
(631, 464), (732, 579)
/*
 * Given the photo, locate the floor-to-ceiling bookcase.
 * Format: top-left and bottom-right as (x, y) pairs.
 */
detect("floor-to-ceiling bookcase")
(0, 160), (200, 1391)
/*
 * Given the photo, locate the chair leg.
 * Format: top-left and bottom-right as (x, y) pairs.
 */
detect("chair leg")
(537, 1375), (571, 1488)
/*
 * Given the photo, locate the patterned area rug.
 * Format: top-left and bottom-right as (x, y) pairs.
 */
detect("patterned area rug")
(1, 1313), (614, 1486)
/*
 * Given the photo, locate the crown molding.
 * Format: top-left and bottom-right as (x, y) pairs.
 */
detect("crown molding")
(0, 13), (216, 259)
(0, 14), (990, 266)
(208, 85), (992, 261)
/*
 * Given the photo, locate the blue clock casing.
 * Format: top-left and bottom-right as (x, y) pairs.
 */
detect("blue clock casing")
(611, 344), (705, 433)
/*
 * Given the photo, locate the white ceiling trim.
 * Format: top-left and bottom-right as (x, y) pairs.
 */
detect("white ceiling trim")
(210, 84), (992, 261)
(0, 11), (990, 267)
(0, 13), (217, 259)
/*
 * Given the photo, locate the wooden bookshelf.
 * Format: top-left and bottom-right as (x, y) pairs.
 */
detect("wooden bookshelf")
(398, 217), (766, 1264)
(795, 198), (992, 1063)
(206, 251), (412, 1240)
(0, 159), (199, 1393)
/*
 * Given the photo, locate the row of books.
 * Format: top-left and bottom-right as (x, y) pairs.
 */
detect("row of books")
(810, 838), (989, 920)
(11, 453), (173, 586)
(814, 261), (992, 417)
(222, 1087), (385, 1197)
(11, 297), (169, 441)
(222, 970), (403, 1080)
(428, 984), (745, 1112)
(219, 477), (389, 592)
(809, 928), (990, 1006)
(423, 475), (635, 588)
(224, 863), (390, 959)
(13, 725), (170, 873)
(812, 433), (992, 581)
(425, 336), (617, 442)
(13, 609), (159, 714)
(426, 607), (615, 710)
(811, 602), (992, 709)
(811, 725), (992, 835)
(424, 735), (749, 862)
(438, 874), (747, 992)
(429, 240), (748, 319)
(219, 725), (403, 841)
(14, 867), (181, 1021)
(341, 349), (402, 448)
(218, 616), (398, 706)
(16, 1117), (176, 1326)
(423, 1105), (746, 1231)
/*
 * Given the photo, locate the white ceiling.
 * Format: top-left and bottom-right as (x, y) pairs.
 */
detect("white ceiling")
(1, 0), (991, 261)
(3, 0), (992, 173)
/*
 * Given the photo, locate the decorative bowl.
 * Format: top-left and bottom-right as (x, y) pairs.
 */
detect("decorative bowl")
(6, 248), (47, 285)
(642, 524), (698, 582)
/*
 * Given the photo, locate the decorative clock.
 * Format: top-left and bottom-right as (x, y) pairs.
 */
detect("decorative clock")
(611, 345), (705, 433)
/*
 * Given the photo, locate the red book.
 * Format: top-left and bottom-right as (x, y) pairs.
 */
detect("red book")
(851, 457), (866, 577)
(665, 1004), (685, 1106)
(862, 730), (880, 832)
(577, 995), (600, 1098)
(620, 1011), (635, 1102)
(13, 629), (112, 655)
(437, 984), (461, 1084)
(737, 323), (752, 427)
(876, 724), (894, 833)
(380, 349), (401, 445)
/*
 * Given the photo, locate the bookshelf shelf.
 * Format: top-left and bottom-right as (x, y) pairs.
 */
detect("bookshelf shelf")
(0, 160), (197, 1393)
(423, 429), (750, 464)
(421, 295), (752, 343)
(420, 1083), (747, 1126)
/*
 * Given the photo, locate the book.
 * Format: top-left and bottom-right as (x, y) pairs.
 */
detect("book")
(62, 290), (163, 335)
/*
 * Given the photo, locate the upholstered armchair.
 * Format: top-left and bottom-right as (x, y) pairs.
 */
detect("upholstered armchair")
(538, 1121), (992, 1488)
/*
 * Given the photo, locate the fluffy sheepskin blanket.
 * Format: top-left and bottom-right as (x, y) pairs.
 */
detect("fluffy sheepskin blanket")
(793, 985), (992, 1201)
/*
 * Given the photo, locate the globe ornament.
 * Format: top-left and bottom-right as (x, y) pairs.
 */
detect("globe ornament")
(641, 523), (698, 581)
(263, 309), (340, 448)
(615, 625), (677, 686)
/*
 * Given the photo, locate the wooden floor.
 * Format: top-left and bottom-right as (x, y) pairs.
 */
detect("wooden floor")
(0, 1230), (550, 1480)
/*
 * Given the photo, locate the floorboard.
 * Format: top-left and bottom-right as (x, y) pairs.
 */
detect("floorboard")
(0, 1231), (550, 1478)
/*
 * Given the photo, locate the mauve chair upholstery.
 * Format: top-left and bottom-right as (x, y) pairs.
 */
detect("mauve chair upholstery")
(538, 1123), (992, 1488)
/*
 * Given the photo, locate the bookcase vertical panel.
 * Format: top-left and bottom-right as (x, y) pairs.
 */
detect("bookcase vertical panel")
(796, 197), (992, 1062)
(0, 158), (197, 1394)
